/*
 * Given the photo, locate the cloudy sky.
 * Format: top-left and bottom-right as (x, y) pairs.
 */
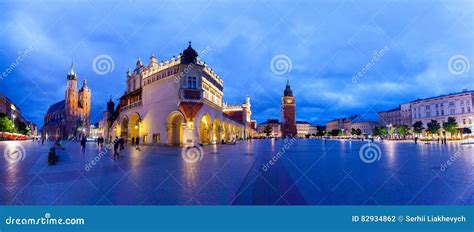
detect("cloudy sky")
(0, 0), (473, 127)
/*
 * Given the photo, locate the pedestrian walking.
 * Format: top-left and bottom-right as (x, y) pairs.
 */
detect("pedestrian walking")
(135, 137), (141, 151)
(113, 136), (120, 158)
(119, 136), (125, 151)
(131, 137), (135, 146)
(80, 136), (87, 154)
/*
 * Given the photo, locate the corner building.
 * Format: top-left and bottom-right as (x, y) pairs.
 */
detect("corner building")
(107, 42), (256, 146)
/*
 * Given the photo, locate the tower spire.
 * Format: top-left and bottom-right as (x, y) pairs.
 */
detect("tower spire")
(69, 61), (75, 76)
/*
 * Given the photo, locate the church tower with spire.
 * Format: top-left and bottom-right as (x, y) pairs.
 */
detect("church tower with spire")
(281, 80), (297, 137)
(65, 62), (79, 134)
(78, 79), (91, 135)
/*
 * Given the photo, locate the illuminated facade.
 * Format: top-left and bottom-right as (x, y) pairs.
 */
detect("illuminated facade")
(42, 64), (91, 139)
(281, 81), (297, 137)
(106, 42), (256, 146)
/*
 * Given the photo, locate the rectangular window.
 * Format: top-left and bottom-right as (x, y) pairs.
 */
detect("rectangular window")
(187, 76), (197, 89)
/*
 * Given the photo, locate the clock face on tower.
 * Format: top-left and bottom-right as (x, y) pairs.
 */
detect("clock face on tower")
(286, 99), (293, 104)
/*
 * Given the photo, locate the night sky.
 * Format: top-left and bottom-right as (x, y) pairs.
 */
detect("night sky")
(0, 0), (473, 128)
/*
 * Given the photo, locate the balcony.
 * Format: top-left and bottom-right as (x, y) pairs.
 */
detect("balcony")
(120, 100), (142, 112)
(180, 88), (202, 103)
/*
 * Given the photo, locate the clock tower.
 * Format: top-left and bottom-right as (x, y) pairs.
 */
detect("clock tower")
(281, 80), (297, 137)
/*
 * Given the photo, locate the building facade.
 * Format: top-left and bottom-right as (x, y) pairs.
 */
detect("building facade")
(326, 115), (358, 135)
(326, 115), (377, 136)
(105, 42), (256, 146)
(400, 103), (412, 126)
(257, 119), (281, 137)
(0, 93), (37, 136)
(378, 107), (402, 126)
(410, 89), (473, 132)
(42, 64), (91, 139)
(296, 121), (310, 137)
(281, 81), (297, 137)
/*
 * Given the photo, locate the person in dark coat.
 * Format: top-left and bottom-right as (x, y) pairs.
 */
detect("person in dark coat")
(113, 136), (120, 158)
(135, 137), (141, 151)
(80, 136), (87, 154)
(119, 137), (125, 151)
(131, 137), (135, 146)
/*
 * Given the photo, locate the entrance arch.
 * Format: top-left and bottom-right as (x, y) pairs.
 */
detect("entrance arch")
(167, 111), (184, 146)
(120, 116), (129, 139)
(199, 114), (212, 145)
(129, 113), (141, 142)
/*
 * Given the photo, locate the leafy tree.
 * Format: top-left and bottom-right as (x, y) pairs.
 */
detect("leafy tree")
(426, 120), (440, 138)
(351, 128), (357, 136)
(316, 125), (325, 137)
(412, 121), (424, 136)
(379, 127), (388, 137)
(397, 125), (410, 138)
(0, 116), (16, 133)
(355, 128), (362, 136)
(442, 117), (458, 138)
(462, 127), (472, 134)
(263, 125), (273, 136)
(372, 126), (380, 136)
(15, 121), (31, 135)
(330, 129), (341, 136)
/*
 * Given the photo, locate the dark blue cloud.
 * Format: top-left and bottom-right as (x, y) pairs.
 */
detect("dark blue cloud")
(0, 0), (472, 128)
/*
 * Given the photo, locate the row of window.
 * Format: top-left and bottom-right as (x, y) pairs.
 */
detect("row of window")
(413, 107), (472, 119)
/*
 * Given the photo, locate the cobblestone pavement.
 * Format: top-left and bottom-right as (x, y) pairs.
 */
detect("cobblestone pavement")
(0, 139), (472, 205)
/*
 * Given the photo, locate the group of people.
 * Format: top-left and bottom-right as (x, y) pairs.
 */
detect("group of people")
(112, 136), (125, 158)
(96, 136), (105, 151)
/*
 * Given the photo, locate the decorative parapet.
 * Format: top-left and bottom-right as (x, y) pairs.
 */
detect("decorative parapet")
(120, 100), (142, 112)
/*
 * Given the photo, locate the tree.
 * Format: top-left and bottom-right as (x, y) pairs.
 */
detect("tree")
(442, 117), (458, 138)
(15, 121), (30, 135)
(263, 125), (273, 137)
(351, 128), (357, 136)
(397, 125), (410, 138)
(355, 128), (362, 136)
(316, 125), (325, 137)
(426, 120), (440, 138)
(462, 127), (472, 134)
(330, 129), (341, 136)
(0, 115), (16, 133)
(379, 127), (388, 137)
(412, 121), (424, 136)
(372, 126), (380, 136)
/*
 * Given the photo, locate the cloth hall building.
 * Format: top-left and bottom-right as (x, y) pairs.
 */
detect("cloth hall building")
(102, 42), (257, 146)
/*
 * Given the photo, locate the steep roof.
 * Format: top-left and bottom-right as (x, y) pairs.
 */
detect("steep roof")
(46, 100), (65, 115)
